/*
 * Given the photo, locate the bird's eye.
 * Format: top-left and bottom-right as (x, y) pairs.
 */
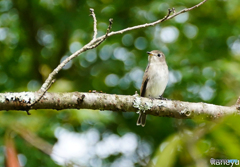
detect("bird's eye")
(157, 54), (161, 57)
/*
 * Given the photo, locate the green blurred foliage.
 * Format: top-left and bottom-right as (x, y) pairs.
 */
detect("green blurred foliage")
(0, 0), (240, 166)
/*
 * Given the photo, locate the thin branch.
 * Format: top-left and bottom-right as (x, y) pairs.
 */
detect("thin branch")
(1, 92), (239, 119)
(11, 124), (53, 155)
(90, 8), (97, 40)
(36, 0), (208, 107)
(106, 18), (113, 36)
(107, 0), (208, 37)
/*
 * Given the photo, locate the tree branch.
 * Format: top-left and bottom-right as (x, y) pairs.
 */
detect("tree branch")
(90, 8), (97, 41)
(0, 92), (239, 119)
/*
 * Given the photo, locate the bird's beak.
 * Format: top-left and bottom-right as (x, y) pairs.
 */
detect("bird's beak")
(147, 51), (153, 56)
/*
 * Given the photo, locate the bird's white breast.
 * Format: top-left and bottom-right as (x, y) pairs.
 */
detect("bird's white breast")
(145, 62), (168, 98)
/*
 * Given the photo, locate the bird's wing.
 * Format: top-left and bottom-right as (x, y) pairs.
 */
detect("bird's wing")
(140, 65), (149, 97)
(140, 77), (148, 97)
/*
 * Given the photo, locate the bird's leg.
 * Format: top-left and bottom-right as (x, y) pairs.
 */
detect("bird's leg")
(158, 95), (168, 100)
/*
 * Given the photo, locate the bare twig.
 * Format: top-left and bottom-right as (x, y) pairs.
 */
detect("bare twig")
(90, 8), (97, 40)
(35, 0), (209, 107)
(106, 18), (113, 36)
(107, 0), (208, 37)
(160, 8), (174, 22)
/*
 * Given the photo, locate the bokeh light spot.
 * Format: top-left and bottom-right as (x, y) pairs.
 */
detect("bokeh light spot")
(160, 26), (179, 43)
(105, 74), (119, 87)
(69, 41), (82, 53)
(60, 56), (72, 70)
(99, 45), (113, 60)
(122, 34), (133, 46)
(175, 12), (189, 23)
(199, 85), (215, 101)
(183, 24), (198, 39)
(0, 72), (8, 84)
(134, 37), (148, 50)
(0, 28), (7, 41)
(27, 80), (40, 91)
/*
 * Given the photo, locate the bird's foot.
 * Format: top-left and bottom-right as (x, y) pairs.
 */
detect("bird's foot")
(158, 95), (169, 100)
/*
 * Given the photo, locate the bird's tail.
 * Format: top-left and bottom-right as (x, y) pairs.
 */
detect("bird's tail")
(136, 111), (146, 127)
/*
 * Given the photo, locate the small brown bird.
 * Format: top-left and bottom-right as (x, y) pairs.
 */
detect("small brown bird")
(137, 50), (169, 127)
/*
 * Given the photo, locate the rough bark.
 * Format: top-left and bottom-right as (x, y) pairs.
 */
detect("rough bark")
(0, 92), (239, 119)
